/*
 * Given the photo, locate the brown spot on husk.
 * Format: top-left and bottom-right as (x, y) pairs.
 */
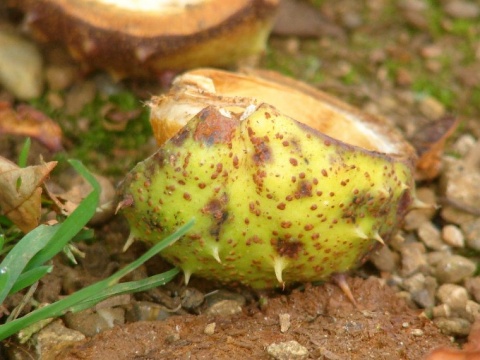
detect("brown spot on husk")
(202, 193), (229, 240)
(170, 127), (190, 147)
(194, 106), (238, 145)
(273, 238), (304, 259)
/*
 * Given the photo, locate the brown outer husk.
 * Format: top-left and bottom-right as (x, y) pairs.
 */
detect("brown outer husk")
(8, 0), (279, 78)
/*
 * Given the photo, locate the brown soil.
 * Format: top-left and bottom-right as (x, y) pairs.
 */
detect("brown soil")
(58, 277), (450, 360)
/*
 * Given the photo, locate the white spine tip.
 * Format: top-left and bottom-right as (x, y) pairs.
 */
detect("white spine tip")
(355, 228), (369, 240)
(373, 231), (385, 245)
(183, 270), (192, 285)
(211, 247), (222, 264)
(411, 197), (434, 210)
(273, 257), (287, 285)
(122, 233), (136, 252)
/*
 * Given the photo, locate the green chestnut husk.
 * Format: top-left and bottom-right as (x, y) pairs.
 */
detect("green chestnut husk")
(119, 69), (416, 289)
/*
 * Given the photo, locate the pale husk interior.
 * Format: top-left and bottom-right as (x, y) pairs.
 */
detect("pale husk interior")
(149, 68), (415, 162)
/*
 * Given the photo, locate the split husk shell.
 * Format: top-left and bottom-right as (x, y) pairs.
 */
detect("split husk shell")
(120, 69), (416, 288)
(8, 0), (279, 78)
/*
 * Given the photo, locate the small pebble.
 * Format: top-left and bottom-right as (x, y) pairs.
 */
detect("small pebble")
(465, 300), (480, 321)
(266, 340), (308, 360)
(64, 307), (125, 337)
(451, 135), (477, 157)
(403, 188), (437, 231)
(399, 242), (428, 276)
(434, 317), (472, 337)
(418, 96), (445, 119)
(444, 1), (480, 19)
(0, 30), (43, 99)
(402, 273), (437, 308)
(435, 255), (476, 283)
(441, 158), (480, 219)
(432, 304), (451, 319)
(442, 225), (465, 248)
(279, 313), (291, 333)
(36, 320), (85, 359)
(180, 287), (205, 310)
(410, 329), (424, 336)
(465, 277), (480, 303)
(461, 218), (480, 251)
(369, 244), (399, 272)
(204, 300), (243, 316)
(203, 290), (246, 316)
(204, 322), (216, 335)
(436, 284), (470, 311)
(417, 222), (447, 250)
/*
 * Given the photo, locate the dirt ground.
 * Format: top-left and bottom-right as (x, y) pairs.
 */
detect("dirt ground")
(57, 277), (451, 360)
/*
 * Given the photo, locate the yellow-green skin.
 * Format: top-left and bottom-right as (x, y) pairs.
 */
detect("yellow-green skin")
(121, 104), (414, 288)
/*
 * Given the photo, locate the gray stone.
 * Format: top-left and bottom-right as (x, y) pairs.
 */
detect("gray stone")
(465, 300), (480, 321)
(436, 284), (470, 311)
(441, 158), (480, 221)
(432, 304), (451, 319)
(0, 30), (43, 99)
(417, 222), (447, 250)
(203, 290), (246, 316)
(435, 255), (476, 283)
(64, 307), (125, 337)
(434, 317), (472, 336)
(403, 187), (437, 230)
(465, 277), (480, 303)
(461, 218), (480, 251)
(180, 287), (205, 310)
(267, 340), (308, 360)
(369, 244), (399, 272)
(35, 320), (85, 360)
(402, 273), (437, 308)
(399, 242), (428, 276)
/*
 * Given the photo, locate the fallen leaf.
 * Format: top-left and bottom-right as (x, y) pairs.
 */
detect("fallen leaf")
(0, 101), (63, 152)
(45, 168), (115, 225)
(424, 319), (480, 360)
(409, 115), (460, 181)
(0, 156), (57, 232)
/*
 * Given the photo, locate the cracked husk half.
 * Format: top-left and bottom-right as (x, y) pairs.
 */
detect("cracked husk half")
(119, 68), (417, 288)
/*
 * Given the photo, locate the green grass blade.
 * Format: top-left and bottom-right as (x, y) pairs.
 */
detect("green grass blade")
(0, 220), (193, 341)
(69, 268), (180, 313)
(0, 225), (59, 303)
(25, 160), (100, 271)
(9, 266), (53, 295)
(17, 138), (31, 168)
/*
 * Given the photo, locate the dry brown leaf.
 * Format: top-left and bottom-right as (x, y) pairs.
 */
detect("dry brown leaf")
(0, 101), (63, 152)
(409, 116), (460, 181)
(0, 156), (57, 232)
(45, 169), (115, 225)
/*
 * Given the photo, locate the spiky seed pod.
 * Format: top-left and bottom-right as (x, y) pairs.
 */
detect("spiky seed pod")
(8, 0), (279, 79)
(119, 69), (416, 288)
